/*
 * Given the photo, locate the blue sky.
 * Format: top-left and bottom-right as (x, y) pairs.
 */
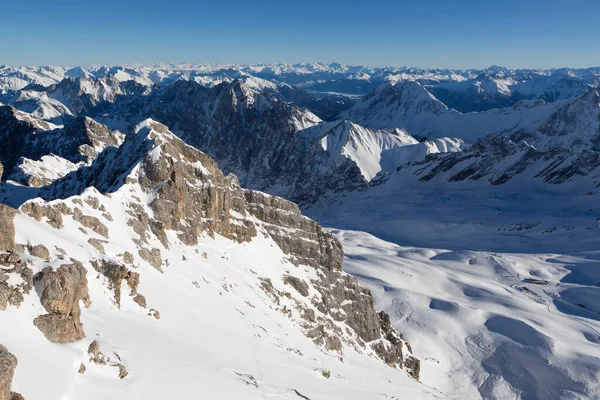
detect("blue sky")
(1, 0), (599, 68)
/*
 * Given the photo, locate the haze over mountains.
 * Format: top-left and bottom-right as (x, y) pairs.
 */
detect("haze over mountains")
(0, 62), (599, 400)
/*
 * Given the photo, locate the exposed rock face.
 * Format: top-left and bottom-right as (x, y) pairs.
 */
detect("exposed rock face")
(135, 121), (257, 245)
(0, 253), (33, 311)
(0, 107), (123, 186)
(0, 206), (31, 312)
(0, 345), (18, 400)
(85, 340), (128, 379)
(244, 190), (343, 271)
(20, 202), (63, 229)
(244, 186), (418, 376)
(0, 206), (16, 252)
(26, 244), (50, 261)
(389, 134), (600, 188)
(34, 262), (89, 343)
(87, 80), (366, 204)
(73, 209), (109, 238)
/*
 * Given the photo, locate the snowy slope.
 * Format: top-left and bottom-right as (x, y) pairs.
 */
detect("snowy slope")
(334, 230), (600, 400)
(2, 63), (600, 400)
(298, 121), (419, 180)
(1, 212), (443, 400)
(297, 121), (463, 181)
(0, 119), (442, 399)
(305, 169), (600, 399)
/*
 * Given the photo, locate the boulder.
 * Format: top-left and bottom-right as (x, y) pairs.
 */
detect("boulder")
(0, 345), (17, 400)
(33, 262), (89, 343)
(26, 245), (50, 261)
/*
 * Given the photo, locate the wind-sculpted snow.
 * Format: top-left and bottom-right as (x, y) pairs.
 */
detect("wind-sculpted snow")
(332, 230), (600, 400)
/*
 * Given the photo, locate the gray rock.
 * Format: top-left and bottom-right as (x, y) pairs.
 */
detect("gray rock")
(73, 212), (108, 238)
(138, 248), (162, 271)
(20, 202), (63, 229)
(33, 262), (89, 343)
(91, 259), (140, 308)
(0, 345), (17, 400)
(0, 206), (16, 253)
(283, 276), (309, 297)
(87, 238), (106, 254)
(26, 244), (50, 261)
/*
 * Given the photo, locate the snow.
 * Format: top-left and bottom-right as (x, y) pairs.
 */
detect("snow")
(303, 165), (600, 399)
(10, 155), (79, 184)
(297, 120), (463, 181)
(2, 62), (600, 400)
(330, 229), (600, 400)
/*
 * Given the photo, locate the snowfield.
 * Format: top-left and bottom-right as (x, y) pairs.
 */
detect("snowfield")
(306, 171), (600, 399)
(333, 230), (600, 400)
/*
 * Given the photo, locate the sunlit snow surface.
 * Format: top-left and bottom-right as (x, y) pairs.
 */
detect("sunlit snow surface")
(308, 176), (600, 400)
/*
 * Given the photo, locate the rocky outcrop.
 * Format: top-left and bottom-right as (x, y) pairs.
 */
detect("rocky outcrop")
(91, 259), (141, 309)
(86, 80), (367, 204)
(244, 187), (419, 377)
(244, 190), (343, 272)
(0, 206), (16, 253)
(0, 108), (123, 187)
(20, 202), (63, 229)
(85, 340), (128, 379)
(26, 244), (49, 261)
(34, 262), (89, 343)
(0, 207), (31, 312)
(0, 254), (32, 311)
(388, 134), (600, 188)
(0, 345), (21, 400)
(73, 208), (109, 238)
(136, 121), (257, 245)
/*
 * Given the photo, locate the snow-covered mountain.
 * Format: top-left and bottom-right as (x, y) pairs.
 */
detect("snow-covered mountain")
(339, 80), (566, 142)
(0, 119), (444, 399)
(298, 121), (463, 180)
(428, 70), (593, 112)
(2, 64), (599, 114)
(1, 62), (600, 400)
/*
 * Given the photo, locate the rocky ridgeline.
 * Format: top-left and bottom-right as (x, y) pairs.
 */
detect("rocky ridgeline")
(0, 205), (23, 399)
(0, 118), (421, 383)
(0, 106), (124, 186)
(388, 135), (600, 187)
(85, 79), (369, 204)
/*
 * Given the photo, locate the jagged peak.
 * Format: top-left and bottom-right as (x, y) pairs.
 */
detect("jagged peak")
(134, 118), (169, 137)
(578, 87), (600, 105)
(0, 104), (58, 131)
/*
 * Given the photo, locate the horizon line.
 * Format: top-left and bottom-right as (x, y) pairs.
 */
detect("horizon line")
(2, 62), (600, 72)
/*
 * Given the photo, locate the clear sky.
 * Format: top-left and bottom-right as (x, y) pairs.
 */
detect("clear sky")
(1, 0), (599, 69)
